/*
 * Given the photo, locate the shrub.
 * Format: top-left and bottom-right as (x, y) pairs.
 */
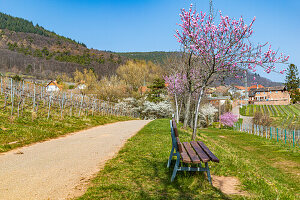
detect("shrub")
(211, 122), (221, 128)
(141, 100), (173, 119)
(253, 111), (273, 126)
(239, 106), (246, 116)
(115, 98), (173, 119)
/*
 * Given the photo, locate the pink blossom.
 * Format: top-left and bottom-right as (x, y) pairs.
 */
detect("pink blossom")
(219, 112), (238, 127)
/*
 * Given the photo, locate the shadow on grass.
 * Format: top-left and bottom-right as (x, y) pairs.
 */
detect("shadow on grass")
(132, 158), (230, 200)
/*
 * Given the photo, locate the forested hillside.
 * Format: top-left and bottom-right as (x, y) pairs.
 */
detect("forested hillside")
(116, 51), (177, 65)
(0, 12), (84, 46)
(0, 12), (126, 79)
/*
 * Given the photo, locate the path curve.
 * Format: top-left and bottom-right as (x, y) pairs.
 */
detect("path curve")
(0, 120), (151, 200)
(232, 106), (253, 126)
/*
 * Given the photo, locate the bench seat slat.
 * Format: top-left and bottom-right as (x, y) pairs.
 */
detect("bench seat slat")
(190, 141), (210, 163)
(197, 141), (220, 163)
(180, 145), (192, 163)
(182, 142), (201, 163)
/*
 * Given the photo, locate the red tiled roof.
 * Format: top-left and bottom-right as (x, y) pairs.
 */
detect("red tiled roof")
(46, 80), (62, 90)
(234, 86), (245, 90)
(248, 85), (264, 91)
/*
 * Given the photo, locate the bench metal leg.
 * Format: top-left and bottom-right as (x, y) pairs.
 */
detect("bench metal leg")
(205, 162), (212, 185)
(167, 146), (174, 168)
(171, 154), (180, 182)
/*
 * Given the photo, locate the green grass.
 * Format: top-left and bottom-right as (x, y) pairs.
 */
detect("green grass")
(77, 119), (300, 200)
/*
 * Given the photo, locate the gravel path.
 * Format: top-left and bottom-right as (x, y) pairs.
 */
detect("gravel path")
(0, 120), (151, 200)
(232, 106), (253, 126)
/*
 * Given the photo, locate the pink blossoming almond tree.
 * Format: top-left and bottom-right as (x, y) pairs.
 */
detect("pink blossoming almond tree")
(171, 4), (289, 139)
(219, 112), (238, 127)
(164, 73), (186, 123)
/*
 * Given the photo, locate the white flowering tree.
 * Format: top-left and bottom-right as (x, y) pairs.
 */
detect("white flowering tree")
(200, 103), (218, 127)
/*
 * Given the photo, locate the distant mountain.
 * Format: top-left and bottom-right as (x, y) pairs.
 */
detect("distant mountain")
(222, 71), (283, 87)
(0, 12), (127, 79)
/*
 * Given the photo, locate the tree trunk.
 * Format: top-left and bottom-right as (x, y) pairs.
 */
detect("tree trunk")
(183, 92), (192, 128)
(192, 88), (204, 140)
(174, 93), (179, 123)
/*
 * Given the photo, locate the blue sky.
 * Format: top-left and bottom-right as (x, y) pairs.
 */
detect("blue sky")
(0, 0), (299, 82)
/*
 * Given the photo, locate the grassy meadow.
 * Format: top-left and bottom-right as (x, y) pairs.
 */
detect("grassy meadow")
(77, 119), (300, 200)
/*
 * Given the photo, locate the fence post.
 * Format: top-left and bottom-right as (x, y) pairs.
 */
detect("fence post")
(277, 128), (279, 142)
(0, 77), (2, 94)
(47, 95), (52, 119)
(69, 92), (73, 117)
(255, 124), (257, 136)
(285, 129), (287, 144)
(293, 130), (295, 147)
(265, 126), (267, 139)
(270, 127), (272, 140)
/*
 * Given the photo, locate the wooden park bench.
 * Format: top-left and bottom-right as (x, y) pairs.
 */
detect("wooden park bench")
(167, 119), (219, 184)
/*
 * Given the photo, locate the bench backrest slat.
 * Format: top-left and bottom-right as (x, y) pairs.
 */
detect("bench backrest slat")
(176, 137), (183, 153)
(170, 120), (178, 151)
(170, 119), (183, 153)
(172, 119), (179, 137)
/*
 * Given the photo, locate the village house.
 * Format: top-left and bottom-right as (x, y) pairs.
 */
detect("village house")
(45, 81), (62, 92)
(206, 96), (231, 108)
(228, 85), (264, 96)
(228, 85), (246, 96)
(75, 83), (87, 90)
(204, 87), (216, 97)
(248, 86), (290, 105)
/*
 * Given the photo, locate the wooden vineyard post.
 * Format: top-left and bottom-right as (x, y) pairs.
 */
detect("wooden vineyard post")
(47, 95), (52, 119)
(256, 125), (258, 136)
(69, 92), (73, 117)
(17, 89), (23, 118)
(270, 127), (272, 140)
(0, 77), (2, 94)
(78, 94), (83, 116)
(277, 128), (279, 142)
(33, 83), (36, 112)
(60, 93), (65, 118)
(293, 130), (295, 147)
(21, 92), (25, 116)
(92, 99), (95, 116)
(40, 85), (42, 100)
(10, 78), (13, 116)
(98, 100), (101, 115)
(17, 99), (20, 117)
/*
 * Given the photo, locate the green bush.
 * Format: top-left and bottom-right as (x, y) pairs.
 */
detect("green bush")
(211, 122), (220, 128)
(239, 106), (246, 116)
